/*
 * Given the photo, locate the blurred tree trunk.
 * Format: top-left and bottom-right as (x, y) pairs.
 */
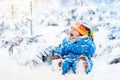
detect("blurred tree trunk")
(30, 0), (33, 36)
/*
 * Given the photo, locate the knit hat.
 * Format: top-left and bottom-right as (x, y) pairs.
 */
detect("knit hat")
(71, 22), (94, 40)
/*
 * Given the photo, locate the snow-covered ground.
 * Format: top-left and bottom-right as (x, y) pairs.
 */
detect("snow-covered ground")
(0, 0), (120, 80)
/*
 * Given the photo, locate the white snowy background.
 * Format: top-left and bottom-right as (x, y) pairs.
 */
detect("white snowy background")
(0, 0), (120, 80)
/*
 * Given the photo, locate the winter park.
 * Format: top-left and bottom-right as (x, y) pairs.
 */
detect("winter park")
(0, 0), (120, 80)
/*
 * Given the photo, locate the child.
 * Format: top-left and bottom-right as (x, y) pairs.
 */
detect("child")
(52, 22), (96, 75)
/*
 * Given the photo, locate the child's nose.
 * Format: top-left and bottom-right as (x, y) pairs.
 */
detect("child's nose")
(70, 30), (73, 34)
(70, 29), (74, 32)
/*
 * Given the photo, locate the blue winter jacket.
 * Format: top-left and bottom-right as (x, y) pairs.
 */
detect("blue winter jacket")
(54, 36), (96, 74)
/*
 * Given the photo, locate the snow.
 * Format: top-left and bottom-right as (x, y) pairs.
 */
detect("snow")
(0, 0), (120, 80)
(91, 56), (120, 80)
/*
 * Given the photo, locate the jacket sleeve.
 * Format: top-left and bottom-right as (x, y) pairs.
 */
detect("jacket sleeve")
(87, 37), (96, 55)
(53, 44), (62, 56)
(53, 38), (67, 56)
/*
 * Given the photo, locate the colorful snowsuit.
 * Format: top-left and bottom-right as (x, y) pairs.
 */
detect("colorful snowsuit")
(53, 36), (96, 75)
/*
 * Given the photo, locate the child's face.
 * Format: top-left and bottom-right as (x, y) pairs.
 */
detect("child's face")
(70, 28), (80, 37)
